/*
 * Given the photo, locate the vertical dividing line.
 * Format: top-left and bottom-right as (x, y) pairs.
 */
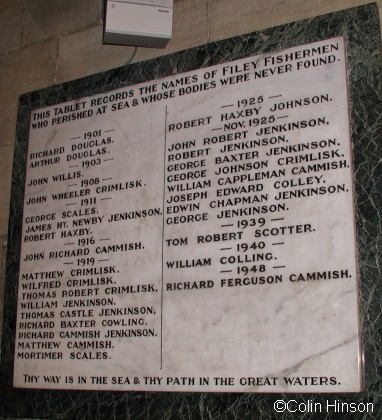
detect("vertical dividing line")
(160, 106), (168, 369)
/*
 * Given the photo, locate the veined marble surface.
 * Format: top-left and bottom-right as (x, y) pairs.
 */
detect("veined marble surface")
(1, 3), (382, 418)
(12, 37), (360, 394)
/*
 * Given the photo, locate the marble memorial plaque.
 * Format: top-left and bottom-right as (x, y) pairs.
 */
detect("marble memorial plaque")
(14, 36), (361, 392)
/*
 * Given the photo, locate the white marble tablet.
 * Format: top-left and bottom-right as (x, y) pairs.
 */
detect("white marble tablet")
(14, 36), (361, 392)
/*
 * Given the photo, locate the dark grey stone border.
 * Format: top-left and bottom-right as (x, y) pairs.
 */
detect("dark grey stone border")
(1, 4), (382, 418)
